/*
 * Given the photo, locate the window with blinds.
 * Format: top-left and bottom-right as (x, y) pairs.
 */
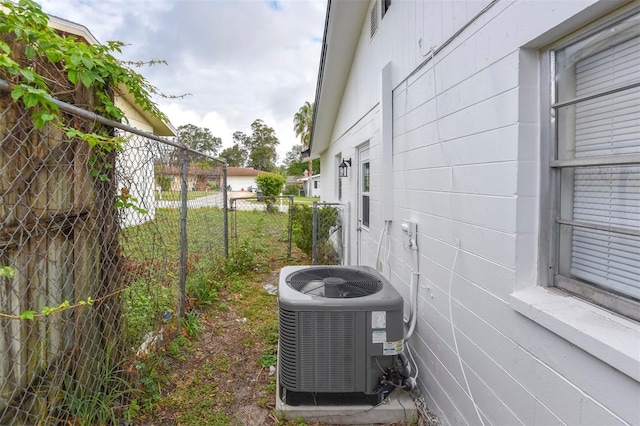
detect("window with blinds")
(551, 12), (640, 320)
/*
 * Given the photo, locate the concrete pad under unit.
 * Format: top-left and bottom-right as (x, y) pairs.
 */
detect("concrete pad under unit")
(276, 387), (418, 424)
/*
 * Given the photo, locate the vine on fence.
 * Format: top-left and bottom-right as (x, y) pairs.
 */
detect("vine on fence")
(0, 266), (14, 278)
(0, 0), (168, 168)
(0, 297), (94, 320)
(1, 0), (171, 319)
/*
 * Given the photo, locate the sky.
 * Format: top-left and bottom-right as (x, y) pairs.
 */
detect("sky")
(38, 0), (327, 164)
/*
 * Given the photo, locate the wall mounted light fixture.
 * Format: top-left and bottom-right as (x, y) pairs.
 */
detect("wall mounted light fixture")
(338, 158), (351, 178)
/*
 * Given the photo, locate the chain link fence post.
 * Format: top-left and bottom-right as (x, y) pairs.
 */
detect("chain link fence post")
(312, 201), (318, 265)
(287, 195), (294, 260)
(179, 147), (188, 318)
(222, 163), (229, 258)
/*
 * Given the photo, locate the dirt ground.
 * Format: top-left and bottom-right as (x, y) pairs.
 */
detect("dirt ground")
(143, 272), (281, 425)
(141, 267), (437, 426)
(156, 308), (276, 425)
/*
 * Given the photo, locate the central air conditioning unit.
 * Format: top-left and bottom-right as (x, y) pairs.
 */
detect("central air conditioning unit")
(278, 265), (404, 406)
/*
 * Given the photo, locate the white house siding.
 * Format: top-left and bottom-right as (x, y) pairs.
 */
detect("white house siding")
(227, 176), (257, 191)
(318, 1), (640, 425)
(48, 17), (169, 229)
(116, 98), (157, 227)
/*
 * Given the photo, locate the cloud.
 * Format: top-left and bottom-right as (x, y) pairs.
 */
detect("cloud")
(39, 0), (326, 161)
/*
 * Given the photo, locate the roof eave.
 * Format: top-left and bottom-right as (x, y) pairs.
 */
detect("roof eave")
(119, 88), (176, 137)
(309, 0), (369, 158)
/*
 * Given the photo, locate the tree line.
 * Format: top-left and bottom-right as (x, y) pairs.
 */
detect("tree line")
(173, 102), (319, 177)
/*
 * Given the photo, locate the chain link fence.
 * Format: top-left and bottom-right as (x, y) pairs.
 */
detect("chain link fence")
(0, 80), (227, 424)
(311, 201), (347, 265)
(229, 195), (294, 261)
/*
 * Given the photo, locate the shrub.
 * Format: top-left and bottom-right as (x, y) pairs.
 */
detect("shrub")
(256, 172), (286, 213)
(291, 204), (339, 263)
(225, 239), (265, 275)
(123, 279), (176, 347)
(255, 172), (286, 197)
(156, 175), (172, 191)
(283, 184), (300, 196)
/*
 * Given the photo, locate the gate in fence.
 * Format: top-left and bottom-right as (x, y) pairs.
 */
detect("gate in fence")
(228, 195), (294, 261)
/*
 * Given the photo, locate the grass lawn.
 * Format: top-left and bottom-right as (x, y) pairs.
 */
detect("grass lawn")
(122, 203), (317, 425)
(292, 195), (320, 205)
(156, 190), (217, 201)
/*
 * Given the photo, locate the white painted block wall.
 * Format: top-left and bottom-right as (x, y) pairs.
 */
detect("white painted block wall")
(319, 0), (640, 424)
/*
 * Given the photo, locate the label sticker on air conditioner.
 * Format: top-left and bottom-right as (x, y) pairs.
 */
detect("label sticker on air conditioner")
(372, 329), (387, 343)
(371, 311), (386, 328)
(383, 340), (404, 355)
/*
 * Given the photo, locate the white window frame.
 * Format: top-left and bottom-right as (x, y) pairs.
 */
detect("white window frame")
(512, 8), (640, 383)
(361, 159), (371, 229)
(545, 11), (640, 322)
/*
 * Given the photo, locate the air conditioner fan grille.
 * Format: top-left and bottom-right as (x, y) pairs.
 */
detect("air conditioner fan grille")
(286, 267), (383, 298)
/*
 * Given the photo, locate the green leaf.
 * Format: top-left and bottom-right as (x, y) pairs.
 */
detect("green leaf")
(0, 54), (19, 70)
(24, 44), (35, 59)
(45, 50), (63, 62)
(20, 68), (37, 82)
(10, 86), (25, 102)
(81, 55), (94, 69)
(80, 70), (95, 88)
(0, 266), (14, 278)
(65, 128), (83, 139)
(69, 53), (82, 66)
(32, 111), (57, 129)
(67, 69), (78, 85)
(0, 41), (11, 54)
(20, 311), (36, 321)
(38, 112), (57, 123)
(22, 93), (39, 108)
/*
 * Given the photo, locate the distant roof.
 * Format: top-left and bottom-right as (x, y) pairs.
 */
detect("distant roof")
(227, 167), (261, 177)
(159, 166), (222, 176)
(297, 174), (321, 182)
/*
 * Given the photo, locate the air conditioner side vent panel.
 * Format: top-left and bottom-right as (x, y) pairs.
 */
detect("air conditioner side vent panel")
(278, 307), (298, 390)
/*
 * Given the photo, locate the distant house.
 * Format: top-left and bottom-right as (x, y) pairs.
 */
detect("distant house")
(156, 166), (222, 192)
(227, 167), (260, 191)
(297, 173), (321, 197)
(48, 16), (175, 227)
(309, 1), (639, 425)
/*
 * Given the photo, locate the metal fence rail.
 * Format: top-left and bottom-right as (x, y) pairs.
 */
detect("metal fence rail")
(0, 80), (227, 424)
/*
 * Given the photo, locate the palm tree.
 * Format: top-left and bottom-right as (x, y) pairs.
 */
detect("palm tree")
(293, 101), (314, 178)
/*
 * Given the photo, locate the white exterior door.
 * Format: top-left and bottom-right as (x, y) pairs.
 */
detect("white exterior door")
(357, 146), (370, 265)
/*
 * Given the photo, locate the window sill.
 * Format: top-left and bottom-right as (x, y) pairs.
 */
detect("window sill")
(510, 286), (640, 381)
